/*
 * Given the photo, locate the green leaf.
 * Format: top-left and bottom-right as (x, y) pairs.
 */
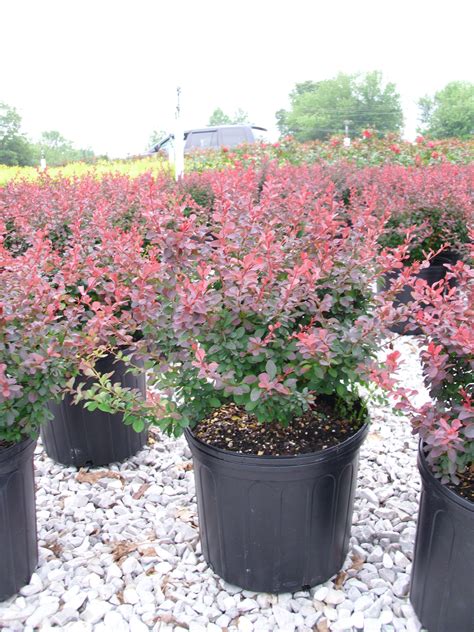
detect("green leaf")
(336, 383), (346, 397)
(266, 359), (277, 380)
(245, 400), (259, 411)
(132, 418), (145, 433)
(97, 403), (113, 413)
(250, 388), (261, 402)
(209, 398), (221, 408)
(313, 366), (325, 379)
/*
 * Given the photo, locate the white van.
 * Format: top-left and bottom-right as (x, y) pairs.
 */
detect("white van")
(150, 125), (267, 155)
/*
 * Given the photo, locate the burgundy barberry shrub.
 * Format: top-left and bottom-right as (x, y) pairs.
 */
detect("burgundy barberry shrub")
(0, 214), (166, 443)
(144, 165), (413, 436)
(407, 239), (474, 483)
(361, 164), (473, 262)
(0, 172), (173, 253)
(0, 232), (82, 443)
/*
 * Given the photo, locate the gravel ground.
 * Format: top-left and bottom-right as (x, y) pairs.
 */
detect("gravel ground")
(0, 338), (429, 632)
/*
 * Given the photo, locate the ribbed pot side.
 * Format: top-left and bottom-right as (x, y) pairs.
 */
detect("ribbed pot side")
(41, 355), (148, 467)
(410, 443), (474, 632)
(0, 438), (38, 601)
(185, 423), (369, 593)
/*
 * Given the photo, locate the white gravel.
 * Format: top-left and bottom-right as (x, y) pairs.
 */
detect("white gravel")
(0, 338), (429, 631)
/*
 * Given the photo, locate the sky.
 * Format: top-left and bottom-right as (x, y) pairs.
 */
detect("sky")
(1, 0), (473, 158)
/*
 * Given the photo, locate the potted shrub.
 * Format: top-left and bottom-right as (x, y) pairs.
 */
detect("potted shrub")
(144, 169), (410, 592)
(0, 174), (171, 467)
(38, 225), (157, 467)
(378, 203), (467, 286)
(406, 250), (473, 632)
(0, 234), (81, 599)
(373, 164), (471, 334)
(42, 354), (148, 467)
(0, 227), (160, 599)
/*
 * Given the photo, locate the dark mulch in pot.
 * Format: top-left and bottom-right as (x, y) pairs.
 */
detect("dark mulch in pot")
(447, 466), (474, 503)
(0, 439), (12, 450)
(193, 398), (365, 456)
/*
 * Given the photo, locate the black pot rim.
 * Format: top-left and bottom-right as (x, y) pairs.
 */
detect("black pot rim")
(418, 441), (473, 512)
(185, 420), (369, 467)
(0, 436), (36, 461)
(429, 249), (461, 264)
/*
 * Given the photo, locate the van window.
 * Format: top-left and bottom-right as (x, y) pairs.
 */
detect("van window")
(158, 137), (173, 153)
(221, 127), (249, 147)
(186, 131), (218, 149)
(252, 127), (268, 142)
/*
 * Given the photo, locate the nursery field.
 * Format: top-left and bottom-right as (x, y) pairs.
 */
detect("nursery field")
(0, 338), (431, 632)
(0, 155), (171, 186)
(0, 134), (473, 186)
(0, 141), (473, 631)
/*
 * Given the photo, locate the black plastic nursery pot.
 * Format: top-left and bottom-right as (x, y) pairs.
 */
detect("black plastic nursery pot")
(381, 251), (459, 335)
(410, 443), (474, 632)
(185, 422), (369, 593)
(0, 438), (38, 601)
(41, 355), (148, 467)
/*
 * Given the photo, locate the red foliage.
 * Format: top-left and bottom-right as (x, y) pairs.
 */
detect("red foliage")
(402, 241), (474, 481)
(0, 162), (471, 480)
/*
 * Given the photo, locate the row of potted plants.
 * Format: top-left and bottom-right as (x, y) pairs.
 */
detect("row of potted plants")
(1, 163), (471, 258)
(0, 164), (472, 631)
(1, 132), (472, 188)
(183, 133), (474, 173)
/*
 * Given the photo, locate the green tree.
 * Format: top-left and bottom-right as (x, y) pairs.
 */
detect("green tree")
(276, 71), (404, 141)
(208, 107), (249, 125)
(32, 130), (95, 166)
(0, 102), (34, 166)
(418, 81), (474, 139)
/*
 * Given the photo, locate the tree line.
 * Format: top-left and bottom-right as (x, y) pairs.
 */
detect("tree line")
(2, 73), (473, 166)
(0, 102), (97, 167)
(277, 73), (473, 141)
(210, 73), (473, 142)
